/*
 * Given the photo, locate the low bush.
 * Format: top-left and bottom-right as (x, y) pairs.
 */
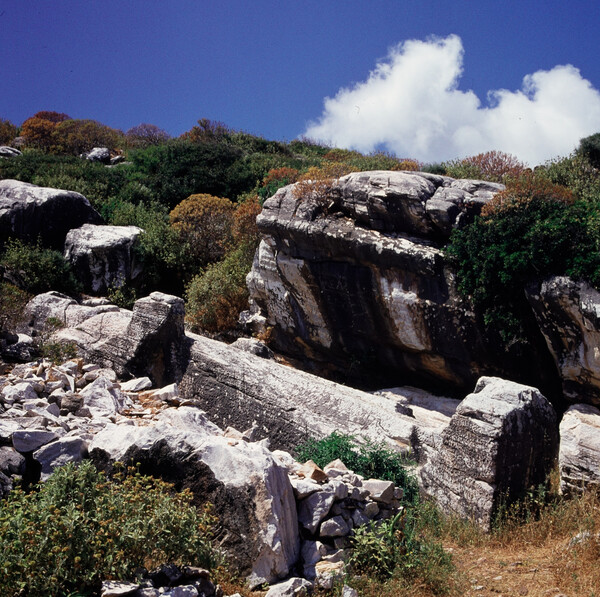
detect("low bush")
(0, 461), (220, 596)
(295, 431), (419, 504)
(170, 193), (235, 269)
(446, 173), (600, 344)
(185, 241), (256, 335)
(444, 150), (525, 183)
(1, 238), (80, 295)
(0, 282), (30, 335)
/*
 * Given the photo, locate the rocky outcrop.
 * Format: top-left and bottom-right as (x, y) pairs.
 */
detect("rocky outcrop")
(420, 377), (558, 527)
(0, 179), (103, 250)
(23, 291), (567, 529)
(246, 171), (556, 395)
(0, 146), (21, 158)
(90, 408), (299, 587)
(64, 224), (144, 294)
(526, 276), (600, 407)
(24, 291), (188, 387)
(0, 357), (408, 589)
(83, 147), (111, 163)
(0, 359), (300, 587)
(559, 404), (600, 494)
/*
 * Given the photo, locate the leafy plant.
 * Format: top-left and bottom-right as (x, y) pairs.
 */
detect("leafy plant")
(576, 132), (600, 169)
(348, 509), (456, 594)
(170, 193), (235, 269)
(444, 150), (525, 183)
(185, 241), (256, 335)
(1, 238), (81, 295)
(0, 461), (220, 596)
(0, 282), (30, 336)
(446, 173), (600, 344)
(295, 431), (419, 504)
(0, 118), (18, 145)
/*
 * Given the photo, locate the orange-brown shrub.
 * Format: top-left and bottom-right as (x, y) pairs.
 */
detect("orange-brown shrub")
(52, 119), (123, 154)
(481, 172), (574, 218)
(170, 193), (235, 268)
(392, 159), (421, 171)
(232, 194), (262, 245)
(261, 167), (299, 188)
(181, 118), (231, 143)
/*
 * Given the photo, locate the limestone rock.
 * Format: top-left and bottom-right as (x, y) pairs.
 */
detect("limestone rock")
(53, 292), (188, 386)
(0, 146), (21, 158)
(20, 291), (121, 334)
(0, 179), (102, 250)
(12, 429), (59, 452)
(247, 172), (552, 394)
(420, 377), (558, 528)
(362, 479), (395, 504)
(64, 224), (144, 294)
(34, 436), (88, 480)
(88, 406), (299, 588)
(559, 404), (600, 494)
(84, 147), (111, 163)
(298, 487), (335, 533)
(264, 577), (312, 597)
(527, 276), (600, 406)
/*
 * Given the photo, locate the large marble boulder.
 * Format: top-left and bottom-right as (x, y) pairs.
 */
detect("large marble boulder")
(0, 179), (102, 250)
(526, 276), (600, 407)
(89, 407), (299, 588)
(559, 403), (600, 494)
(247, 171), (555, 396)
(82, 147), (111, 163)
(419, 377), (558, 528)
(48, 292), (188, 387)
(64, 224), (144, 294)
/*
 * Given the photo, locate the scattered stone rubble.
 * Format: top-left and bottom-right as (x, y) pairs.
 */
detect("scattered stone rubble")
(0, 356), (407, 593)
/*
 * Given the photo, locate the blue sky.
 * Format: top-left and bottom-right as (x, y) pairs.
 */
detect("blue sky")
(3, 1), (600, 165)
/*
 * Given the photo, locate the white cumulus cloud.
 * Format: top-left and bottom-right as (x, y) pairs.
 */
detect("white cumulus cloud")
(303, 35), (600, 166)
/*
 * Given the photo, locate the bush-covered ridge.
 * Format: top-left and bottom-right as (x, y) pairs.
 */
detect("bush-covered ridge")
(2, 111), (600, 345)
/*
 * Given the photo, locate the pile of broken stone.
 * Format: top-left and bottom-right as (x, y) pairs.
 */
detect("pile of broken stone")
(0, 357), (403, 596)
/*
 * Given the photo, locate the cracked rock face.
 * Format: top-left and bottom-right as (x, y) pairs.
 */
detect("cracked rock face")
(246, 171), (553, 393)
(419, 376), (558, 528)
(526, 276), (600, 407)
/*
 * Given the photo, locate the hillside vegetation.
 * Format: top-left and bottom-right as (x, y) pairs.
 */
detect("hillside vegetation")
(2, 112), (600, 351)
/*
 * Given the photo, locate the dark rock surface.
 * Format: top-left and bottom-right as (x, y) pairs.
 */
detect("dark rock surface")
(247, 171), (559, 398)
(0, 179), (103, 250)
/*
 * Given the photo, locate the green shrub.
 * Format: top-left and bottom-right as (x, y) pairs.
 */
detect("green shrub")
(0, 282), (30, 335)
(295, 431), (419, 504)
(348, 509), (456, 594)
(0, 461), (220, 596)
(446, 173), (600, 344)
(1, 238), (80, 295)
(108, 200), (188, 295)
(185, 241), (256, 334)
(577, 132), (600, 169)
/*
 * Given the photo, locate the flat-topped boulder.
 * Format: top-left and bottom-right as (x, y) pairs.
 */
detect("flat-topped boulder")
(0, 179), (102, 250)
(64, 224), (144, 294)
